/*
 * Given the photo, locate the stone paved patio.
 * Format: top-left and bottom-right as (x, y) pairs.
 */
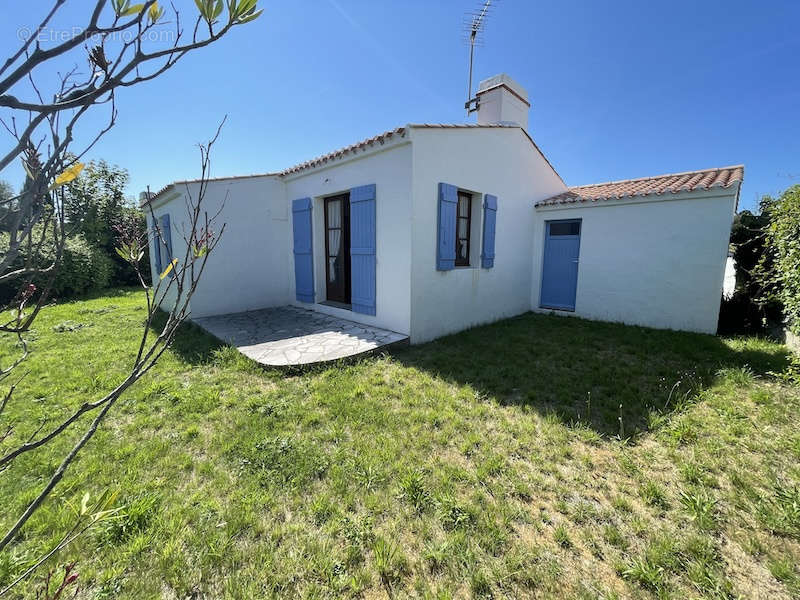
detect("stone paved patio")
(193, 306), (408, 367)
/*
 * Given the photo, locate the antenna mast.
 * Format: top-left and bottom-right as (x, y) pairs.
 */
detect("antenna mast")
(464, 0), (494, 116)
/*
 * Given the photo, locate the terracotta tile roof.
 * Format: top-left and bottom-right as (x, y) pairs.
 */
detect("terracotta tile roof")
(278, 123), (522, 176)
(280, 127), (407, 175)
(536, 165), (744, 207)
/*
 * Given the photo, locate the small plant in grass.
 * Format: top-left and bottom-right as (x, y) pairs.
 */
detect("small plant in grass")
(101, 493), (159, 544)
(680, 462), (717, 487)
(398, 469), (431, 513)
(372, 537), (407, 588)
(238, 436), (329, 488)
(470, 569), (493, 597)
(310, 495), (337, 525)
(611, 495), (634, 514)
(347, 568), (372, 595)
(621, 556), (665, 592)
(640, 481), (669, 510)
(716, 366), (755, 386)
(602, 525), (628, 549)
(768, 557), (800, 594)
(339, 514), (375, 549)
(666, 418), (698, 445)
(553, 524), (572, 548)
(570, 500), (599, 524)
(756, 481), (800, 538)
(686, 560), (735, 599)
(422, 540), (450, 574)
(680, 488), (720, 531)
(773, 355), (800, 385)
(436, 495), (475, 530)
(621, 537), (679, 593)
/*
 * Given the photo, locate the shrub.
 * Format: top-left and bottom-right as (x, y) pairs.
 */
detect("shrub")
(0, 228), (114, 302)
(760, 185), (800, 334)
(720, 203), (780, 334)
(56, 235), (114, 298)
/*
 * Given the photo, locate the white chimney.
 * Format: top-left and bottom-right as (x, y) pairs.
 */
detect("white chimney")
(475, 73), (530, 130)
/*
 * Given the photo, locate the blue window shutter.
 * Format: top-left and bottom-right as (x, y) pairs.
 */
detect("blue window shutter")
(481, 194), (497, 268)
(292, 197), (314, 303)
(160, 214), (173, 260)
(151, 217), (162, 275)
(350, 184), (377, 315)
(160, 214), (174, 277)
(437, 183), (457, 271)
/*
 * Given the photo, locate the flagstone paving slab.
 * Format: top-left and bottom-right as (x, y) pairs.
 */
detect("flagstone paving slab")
(194, 306), (408, 366)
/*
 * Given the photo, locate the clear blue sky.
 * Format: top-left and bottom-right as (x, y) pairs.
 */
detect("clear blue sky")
(2, 0), (799, 212)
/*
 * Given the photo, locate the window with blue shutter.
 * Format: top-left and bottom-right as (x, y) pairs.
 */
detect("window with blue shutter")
(151, 216), (162, 275)
(292, 197), (315, 303)
(350, 184), (376, 315)
(160, 214), (174, 277)
(436, 183), (458, 270)
(481, 194), (497, 268)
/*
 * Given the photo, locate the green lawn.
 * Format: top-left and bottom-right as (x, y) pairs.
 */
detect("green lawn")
(1, 288), (799, 599)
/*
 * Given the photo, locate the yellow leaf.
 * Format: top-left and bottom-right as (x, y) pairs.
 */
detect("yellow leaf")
(159, 258), (178, 280)
(148, 1), (163, 22)
(49, 162), (85, 190)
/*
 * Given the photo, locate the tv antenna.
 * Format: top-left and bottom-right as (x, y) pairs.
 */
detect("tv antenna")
(463, 0), (495, 116)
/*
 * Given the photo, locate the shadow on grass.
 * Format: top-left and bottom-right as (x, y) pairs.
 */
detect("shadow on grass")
(149, 310), (226, 365)
(391, 312), (790, 437)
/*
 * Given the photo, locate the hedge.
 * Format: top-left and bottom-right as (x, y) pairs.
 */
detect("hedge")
(762, 185), (800, 335)
(0, 229), (114, 302)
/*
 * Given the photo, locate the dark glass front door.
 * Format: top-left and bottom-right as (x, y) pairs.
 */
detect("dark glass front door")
(324, 194), (351, 304)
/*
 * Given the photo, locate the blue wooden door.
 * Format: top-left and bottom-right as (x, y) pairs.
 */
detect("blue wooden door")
(540, 219), (581, 311)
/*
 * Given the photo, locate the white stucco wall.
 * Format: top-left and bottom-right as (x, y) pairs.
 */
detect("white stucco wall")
(531, 190), (737, 334)
(408, 126), (567, 343)
(147, 175), (290, 318)
(284, 141), (413, 336)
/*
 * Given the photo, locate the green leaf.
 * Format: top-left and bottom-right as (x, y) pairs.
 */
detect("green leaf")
(236, 0), (257, 15)
(212, 0), (224, 19)
(113, 0), (131, 15)
(237, 7), (262, 23)
(194, 0), (207, 19)
(122, 3), (144, 16)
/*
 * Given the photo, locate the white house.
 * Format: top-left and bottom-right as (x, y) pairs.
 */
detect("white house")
(145, 73), (742, 344)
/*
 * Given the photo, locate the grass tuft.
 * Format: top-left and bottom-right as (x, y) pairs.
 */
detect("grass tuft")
(680, 487), (720, 531)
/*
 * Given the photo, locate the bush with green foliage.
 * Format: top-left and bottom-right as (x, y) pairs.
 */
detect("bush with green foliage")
(719, 201), (776, 334)
(0, 228), (113, 301)
(720, 188), (799, 335)
(760, 185), (800, 335)
(63, 160), (148, 287)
